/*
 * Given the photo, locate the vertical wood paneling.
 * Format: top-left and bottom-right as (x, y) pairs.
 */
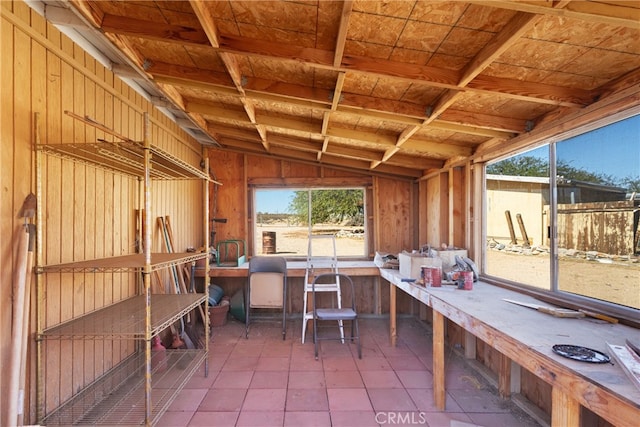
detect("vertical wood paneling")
(1, 2), (207, 421)
(0, 12), (15, 427)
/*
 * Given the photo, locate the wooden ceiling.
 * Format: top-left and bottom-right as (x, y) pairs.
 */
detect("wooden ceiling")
(64, 0), (640, 179)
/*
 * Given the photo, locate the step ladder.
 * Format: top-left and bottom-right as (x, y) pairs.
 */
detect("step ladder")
(301, 234), (344, 344)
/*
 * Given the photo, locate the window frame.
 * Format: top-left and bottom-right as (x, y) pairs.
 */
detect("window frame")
(480, 108), (640, 326)
(250, 180), (371, 261)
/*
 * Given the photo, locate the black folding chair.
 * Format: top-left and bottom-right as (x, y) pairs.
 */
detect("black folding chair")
(312, 272), (361, 359)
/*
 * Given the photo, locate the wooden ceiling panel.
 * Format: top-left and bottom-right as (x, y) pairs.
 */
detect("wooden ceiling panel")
(347, 12), (407, 47)
(352, 0), (415, 19)
(230, 1), (320, 36)
(369, 77), (414, 101)
(129, 38), (195, 66)
(63, 0), (640, 180)
(529, 16), (627, 48)
(388, 48), (433, 66)
(245, 56), (318, 86)
(456, 4), (518, 32)
(409, 1), (468, 25)
(316, 1), (344, 51)
(499, 38), (589, 72)
(438, 27), (496, 58)
(563, 49), (640, 80)
(401, 84), (444, 106)
(427, 53), (471, 71)
(396, 20), (453, 52)
(182, 45), (227, 71)
(342, 71), (382, 96)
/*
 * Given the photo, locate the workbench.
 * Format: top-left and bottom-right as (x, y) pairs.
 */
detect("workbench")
(380, 267), (640, 427)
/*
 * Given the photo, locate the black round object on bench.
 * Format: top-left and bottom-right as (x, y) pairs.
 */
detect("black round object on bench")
(552, 344), (610, 363)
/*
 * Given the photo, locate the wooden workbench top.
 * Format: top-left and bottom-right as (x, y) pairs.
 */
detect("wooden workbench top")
(380, 267), (640, 427)
(196, 260), (380, 278)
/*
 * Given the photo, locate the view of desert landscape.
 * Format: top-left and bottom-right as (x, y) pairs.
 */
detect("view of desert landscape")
(256, 224), (639, 310)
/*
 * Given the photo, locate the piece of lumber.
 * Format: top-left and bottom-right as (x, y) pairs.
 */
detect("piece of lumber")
(607, 343), (640, 391)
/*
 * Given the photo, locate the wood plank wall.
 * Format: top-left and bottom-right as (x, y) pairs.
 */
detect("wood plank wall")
(1, 2), (205, 423)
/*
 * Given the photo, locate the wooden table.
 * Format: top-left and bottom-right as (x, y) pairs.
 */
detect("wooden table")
(380, 268), (640, 427)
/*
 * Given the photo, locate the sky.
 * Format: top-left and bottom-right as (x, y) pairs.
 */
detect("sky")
(556, 114), (639, 182)
(256, 189), (295, 214)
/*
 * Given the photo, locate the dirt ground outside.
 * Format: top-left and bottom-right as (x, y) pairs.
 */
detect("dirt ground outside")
(256, 225), (639, 310)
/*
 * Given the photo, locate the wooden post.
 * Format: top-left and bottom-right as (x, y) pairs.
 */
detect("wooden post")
(551, 387), (580, 427)
(498, 352), (511, 398)
(433, 310), (446, 410)
(389, 282), (397, 346)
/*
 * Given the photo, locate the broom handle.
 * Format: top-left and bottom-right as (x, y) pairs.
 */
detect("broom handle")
(17, 224), (35, 426)
(7, 226), (29, 427)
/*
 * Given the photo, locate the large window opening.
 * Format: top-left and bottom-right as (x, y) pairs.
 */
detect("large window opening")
(254, 188), (366, 258)
(484, 114), (640, 311)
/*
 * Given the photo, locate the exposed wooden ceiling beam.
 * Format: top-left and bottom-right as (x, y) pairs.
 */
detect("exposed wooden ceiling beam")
(400, 139), (474, 158)
(459, 12), (539, 87)
(97, 15), (592, 108)
(469, 0), (640, 29)
(325, 143), (382, 162)
(333, 1), (353, 68)
(188, 0), (221, 48)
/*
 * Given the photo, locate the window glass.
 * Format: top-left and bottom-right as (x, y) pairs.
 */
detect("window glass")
(254, 188), (366, 257)
(485, 146), (551, 289)
(555, 115), (640, 309)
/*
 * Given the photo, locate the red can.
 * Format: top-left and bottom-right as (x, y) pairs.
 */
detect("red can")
(421, 266), (432, 286)
(461, 271), (473, 290)
(430, 267), (442, 287)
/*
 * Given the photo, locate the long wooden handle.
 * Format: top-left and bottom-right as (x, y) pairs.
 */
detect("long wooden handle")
(7, 226), (29, 427)
(579, 309), (618, 323)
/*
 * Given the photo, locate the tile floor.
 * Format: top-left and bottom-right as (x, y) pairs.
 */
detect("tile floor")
(159, 316), (542, 427)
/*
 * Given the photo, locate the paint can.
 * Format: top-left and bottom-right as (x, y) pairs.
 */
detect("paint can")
(425, 266), (441, 287)
(421, 266), (432, 286)
(461, 271), (473, 290)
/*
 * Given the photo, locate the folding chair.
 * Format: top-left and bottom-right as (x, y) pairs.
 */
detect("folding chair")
(312, 272), (361, 359)
(245, 256), (287, 339)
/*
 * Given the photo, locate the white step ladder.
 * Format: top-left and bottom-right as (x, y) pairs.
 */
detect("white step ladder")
(301, 234), (345, 343)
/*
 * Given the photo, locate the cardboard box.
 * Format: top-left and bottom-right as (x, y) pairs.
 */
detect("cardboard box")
(398, 252), (442, 279)
(435, 249), (468, 269)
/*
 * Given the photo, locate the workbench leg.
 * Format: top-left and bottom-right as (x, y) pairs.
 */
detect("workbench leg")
(389, 283), (397, 346)
(498, 352), (511, 398)
(551, 387), (580, 427)
(433, 310), (446, 410)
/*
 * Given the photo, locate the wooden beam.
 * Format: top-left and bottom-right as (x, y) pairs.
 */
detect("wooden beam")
(401, 138), (474, 158)
(327, 125), (397, 147)
(146, 61), (234, 87)
(469, 0), (640, 29)
(468, 75), (593, 108)
(333, 1), (353, 67)
(439, 109), (528, 133)
(325, 143), (383, 162)
(219, 34), (334, 67)
(101, 13), (210, 45)
(187, 101), (249, 122)
(459, 12), (539, 86)
(188, 0), (221, 48)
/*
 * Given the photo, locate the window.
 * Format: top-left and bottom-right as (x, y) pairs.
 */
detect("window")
(484, 114), (640, 311)
(253, 187), (366, 258)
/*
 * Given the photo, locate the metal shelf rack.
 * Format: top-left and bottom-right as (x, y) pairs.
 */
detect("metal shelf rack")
(35, 112), (212, 426)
